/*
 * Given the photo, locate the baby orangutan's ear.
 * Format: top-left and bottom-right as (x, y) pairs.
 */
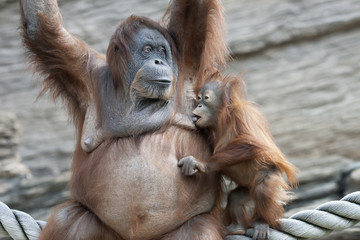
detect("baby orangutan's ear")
(223, 76), (248, 107)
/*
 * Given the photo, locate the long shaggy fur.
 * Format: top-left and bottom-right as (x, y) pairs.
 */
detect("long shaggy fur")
(210, 76), (297, 187)
(20, 8), (98, 129)
(20, 0), (229, 239)
(164, 0), (229, 88)
(199, 76), (297, 229)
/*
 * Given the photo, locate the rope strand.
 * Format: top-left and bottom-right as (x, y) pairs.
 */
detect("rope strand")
(0, 201), (46, 240)
(227, 191), (360, 240)
(1, 191), (360, 240)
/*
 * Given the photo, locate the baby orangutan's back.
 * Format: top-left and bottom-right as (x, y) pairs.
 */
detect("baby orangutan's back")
(178, 74), (297, 240)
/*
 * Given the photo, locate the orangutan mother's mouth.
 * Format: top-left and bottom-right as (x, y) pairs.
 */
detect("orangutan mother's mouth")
(150, 79), (172, 85)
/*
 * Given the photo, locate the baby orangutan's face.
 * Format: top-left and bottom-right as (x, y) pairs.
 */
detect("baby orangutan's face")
(193, 81), (223, 128)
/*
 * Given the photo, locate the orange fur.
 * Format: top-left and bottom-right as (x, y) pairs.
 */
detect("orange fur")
(199, 76), (297, 229)
(20, 11), (94, 129)
(39, 201), (122, 240)
(161, 214), (224, 240)
(20, 0), (228, 239)
(164, 0), (229, 88)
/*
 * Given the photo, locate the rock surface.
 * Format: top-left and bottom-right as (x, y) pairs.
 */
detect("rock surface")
(0, 112), (30, 195)
(0, 0), (359, 239)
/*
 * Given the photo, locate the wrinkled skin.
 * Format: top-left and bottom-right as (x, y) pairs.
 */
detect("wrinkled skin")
(192, 80), (223, 129)
(19, 0), (229, 239)
(83, 26), (178, 152)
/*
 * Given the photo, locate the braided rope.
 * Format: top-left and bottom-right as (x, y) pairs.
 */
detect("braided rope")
(227, 191), (360, 240)
(0, 201), (46, 240)
(1, 191), (360, 240)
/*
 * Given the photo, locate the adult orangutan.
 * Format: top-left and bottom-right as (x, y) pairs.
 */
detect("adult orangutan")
(20, 0), (229, 239)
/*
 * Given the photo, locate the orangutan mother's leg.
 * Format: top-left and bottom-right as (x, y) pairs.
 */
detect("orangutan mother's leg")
(39, 201), (122, 240)
(161, 213), (225, 240)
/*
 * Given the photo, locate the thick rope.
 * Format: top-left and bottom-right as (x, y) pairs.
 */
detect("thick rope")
(0, 201), (46, 240)
(227, 191), (360, 240)
(1, 191), (360, 240)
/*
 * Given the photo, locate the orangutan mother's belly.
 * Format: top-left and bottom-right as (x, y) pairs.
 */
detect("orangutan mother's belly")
(83, 127), (218, 240)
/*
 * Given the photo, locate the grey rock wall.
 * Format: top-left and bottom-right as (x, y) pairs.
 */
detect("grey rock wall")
(0, 112), (29, 180)
(0, 112), (31, 213)
(0, 0), (359, 238)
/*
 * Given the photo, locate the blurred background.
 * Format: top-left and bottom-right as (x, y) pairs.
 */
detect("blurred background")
(0, 0), (359, 239)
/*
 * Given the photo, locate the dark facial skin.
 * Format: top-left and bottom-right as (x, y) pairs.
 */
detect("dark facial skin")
(128, 28), (177, 101)
(193, 81), (223, 128)
(20, 0), (229, 238)
(101, 27), (177, 135)
(81, 27), (178, 152)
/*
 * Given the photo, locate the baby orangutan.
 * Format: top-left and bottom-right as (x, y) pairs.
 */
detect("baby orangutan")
(178, 74), (297, 240)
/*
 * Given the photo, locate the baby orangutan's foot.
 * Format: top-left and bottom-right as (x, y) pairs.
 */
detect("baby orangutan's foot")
(253, 221), (269, 240)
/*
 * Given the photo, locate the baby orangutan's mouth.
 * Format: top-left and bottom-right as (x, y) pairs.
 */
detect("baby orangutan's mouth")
(192, 114), (201, 123)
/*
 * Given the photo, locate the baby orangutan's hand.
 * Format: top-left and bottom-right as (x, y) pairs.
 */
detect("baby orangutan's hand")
(178, 156), (206, 176)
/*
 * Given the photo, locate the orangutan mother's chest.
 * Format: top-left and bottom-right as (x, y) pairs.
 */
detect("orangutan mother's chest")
(77, 129), (218, 239)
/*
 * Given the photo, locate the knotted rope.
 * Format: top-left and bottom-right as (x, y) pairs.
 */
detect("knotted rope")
(1, 191), (360, 240)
